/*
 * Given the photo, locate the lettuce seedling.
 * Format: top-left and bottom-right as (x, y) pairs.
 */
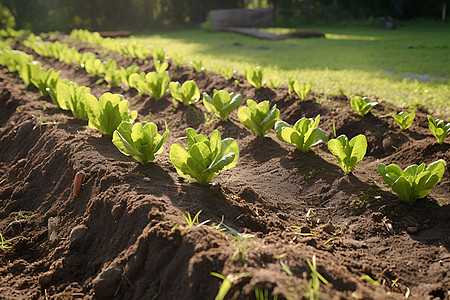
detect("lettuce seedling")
(328, 134), (367, 174)
(30, 67), (61, 97)
(104, 69), (122, 87)
(246, 66), (264, 89)
(219, 66), (235, 80)
(266, 76), (281, 89)
(86, 92), (138, 136)
(119, 65), (140, 87)
(56, 81), (95, 120)
(238, 100), (280, 137)
(288, 78), (296, 94)
(128, 72), (147, 96)
(170, 53), (182, 68)
(190, 60), (204, 73)
(169, 80), (200, 106)
(84, 58), (105, 76)
(393, 111), (415, 131)
(112, 121), (169, 165)
(151, 46), (166, 62)
(170, 128), (239, 185)
(378, 159), (446, 204)
(293, 82), (312, 100)
(154, 60), (169, 74)
(427, 115), (450, 144)
(144, 71), (170, 100)
(275, 115), (328, 153)
(203, 89), (242, 121)
(350, 96), (378, 117)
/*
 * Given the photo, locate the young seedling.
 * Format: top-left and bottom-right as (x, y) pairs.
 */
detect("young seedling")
(288, 78), (296, 94)
(0, 232), (9, 249)
(170, 53), (182, 68)
(104, 69), (122, 87)
(266, 76), (281, 89)
(427, 115), (450, 144)
(182, 210), (202, 228)
(112, 121), (169, 165)
(169, 80), (200, 106)
(238, 100), (280, 137)
(392, 111), (415, 131)
(246, 66), (264, 89)
(190, 60), (204, 72)
(293, 81), (312, 100)
(378, 159), (446, 204)
(274, 115), (328, 153)
(170, 128), (239, 185)
(301, 255), (329, 300)
(86, 92), (138, 136)
(210, 272), (248, 300)
(218, 66), (235, 80)
(203, 89), (242, 121)
(142, 71), (170, 100)
(30, 67), (61, 97)
(119, 65), (140, 87)
(350, 96), (378, 117)
(255, 288), (279, 300)
(56, 81), (94, 120)
(151, 46), (166, 62)
(154, 60), (169, 74)
(328, 134), (367, 174)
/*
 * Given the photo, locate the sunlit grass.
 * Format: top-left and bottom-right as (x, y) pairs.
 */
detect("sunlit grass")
(122, 23), (450, 119)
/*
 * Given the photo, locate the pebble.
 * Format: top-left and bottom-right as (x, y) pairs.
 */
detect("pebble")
(143, 177), (151, 182)
(69, 225), (88, 249)
(48, 217), (60, 243)
(93, 267), (122, 299)
(407, 226), (418, 234)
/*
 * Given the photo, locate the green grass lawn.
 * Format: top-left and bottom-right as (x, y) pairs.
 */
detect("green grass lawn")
(122, 22), (450, 119)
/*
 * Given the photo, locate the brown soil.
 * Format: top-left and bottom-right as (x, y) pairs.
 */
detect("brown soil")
(0, 35), (449, 300)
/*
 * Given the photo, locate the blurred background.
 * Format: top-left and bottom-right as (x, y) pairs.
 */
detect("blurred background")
(0, 0), (447, 32)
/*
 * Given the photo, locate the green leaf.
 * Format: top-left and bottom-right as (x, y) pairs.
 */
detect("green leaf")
(293, 81), (311, 100)
(170, 128), (239, 184)
(238, 100), (279, 137)
(350, 96), (378, 117)
(328, 134), (367, 174)
(169, 80), (200, 106)
(392, 176), (415, 204)
(246, 66), (264, 89)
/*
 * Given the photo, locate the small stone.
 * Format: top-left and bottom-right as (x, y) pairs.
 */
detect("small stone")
(69, 225), (88, 249)
(407, 226), (418, 234)
(320, 223), (335, 234)
(143, 177), (151, 182)
(38, 270), (54, 287)
(93, 267), (122, 299)
(48, 217), (60, 243)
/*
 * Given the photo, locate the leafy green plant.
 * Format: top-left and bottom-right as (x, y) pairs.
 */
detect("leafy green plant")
(86, 92), (138, 136)
(392, 111), (415, 131)
(169, 80), (200, 106)
(128, 72), (147, 96)
(254, 288), (279, 300)
(154, 60), (169, 74)
(104, 69), (122, 87)
(203, 89), (242, 121)
(190, 60), (204, 72)
(266, 76), (281, 89)
(378, 159), (446, 204)
(288, 78), (296, 94)
(84, 58), (106, 76)
(246, 66), (264, 89)
(112, 121), (169, 165)
(427, 115), (450, 144)
(151, 46), (166, 62)
(143, 72), (170, 100)
(293, 81), (312, 100)
(119, 65), (140, 87)
(170, 53), (182, 68)
(328, 134), (367, 174)
(238, 100), (280, 137)
(350, 96), (378, 117)
(170, 128), (239, 184)
(31, 67), (61, 97)
(218, 66), (235, 80)
(56, 81), (95, 120)
(275, 115), (328, 153)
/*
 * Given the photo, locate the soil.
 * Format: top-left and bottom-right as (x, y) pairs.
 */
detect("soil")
(0, 34), (449, 300)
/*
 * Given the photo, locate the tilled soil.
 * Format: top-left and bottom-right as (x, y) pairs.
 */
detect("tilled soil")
(0, 34), (449, 300)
